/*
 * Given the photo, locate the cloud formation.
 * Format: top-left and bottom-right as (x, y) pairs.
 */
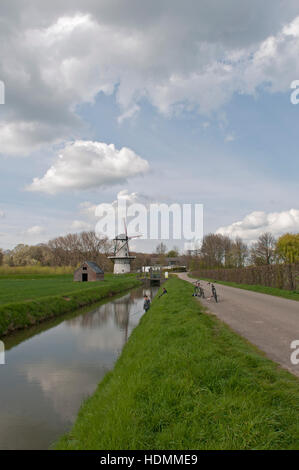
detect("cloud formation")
(71, 220), (93, 231)
(25, 225), (45, 236)
(2, 2), (299, 155)
(27, 141), (149, 193)
(216, 209), (299, 242)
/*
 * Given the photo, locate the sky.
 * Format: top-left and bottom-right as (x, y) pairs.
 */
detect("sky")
(0, 0), (299, 252)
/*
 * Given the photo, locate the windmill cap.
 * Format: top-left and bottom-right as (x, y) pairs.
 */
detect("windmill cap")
(114, 233), (127, 240)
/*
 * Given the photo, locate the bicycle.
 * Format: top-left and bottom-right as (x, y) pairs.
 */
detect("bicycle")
(211, 285), (218, 303)
(198, 287), (205, 298)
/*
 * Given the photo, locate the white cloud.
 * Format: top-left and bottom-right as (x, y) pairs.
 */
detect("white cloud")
(71, 220), (92, 231)
(25, 225), (45, 235)
(225, 133), (235, 142)
(79, 201), (98, 219)
(0, 121), (68, 156)
(2, 3), (299, 155)
(216, 209), (299, 242)
(112, 189), (154, 207)
(27, 140), (149, 194)
(0, 210), (5, 218)
(77, 190), (155, 240)
(117, 105), (140, 124)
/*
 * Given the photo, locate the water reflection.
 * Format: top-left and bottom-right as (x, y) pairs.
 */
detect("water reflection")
(0, 285), (158, 450)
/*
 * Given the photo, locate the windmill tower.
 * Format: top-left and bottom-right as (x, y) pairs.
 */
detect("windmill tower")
(108, 219), (141, 274)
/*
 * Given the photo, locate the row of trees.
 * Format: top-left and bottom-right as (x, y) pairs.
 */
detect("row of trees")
(191, 232), (299, 270)
(0, 231), (298, 270)
(0, 232), (114, 271)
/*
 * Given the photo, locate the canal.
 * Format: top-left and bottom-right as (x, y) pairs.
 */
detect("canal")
(0, 285), (158, 450)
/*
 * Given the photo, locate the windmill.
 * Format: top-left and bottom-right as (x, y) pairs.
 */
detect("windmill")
(108, 219), (142, 274)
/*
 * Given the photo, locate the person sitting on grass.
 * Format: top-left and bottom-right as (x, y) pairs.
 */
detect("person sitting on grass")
(143, 295), (151, 312)
(159, 287), (168, 298)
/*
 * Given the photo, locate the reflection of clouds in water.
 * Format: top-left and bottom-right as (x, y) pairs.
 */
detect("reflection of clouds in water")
(23, 290), (158, 420)
(60, 289), (155, 354)
(0, 286), (160, 450)
(24, 362), (102, 423)
(65, 292), (133, 330)
(75, 319), (126, 353)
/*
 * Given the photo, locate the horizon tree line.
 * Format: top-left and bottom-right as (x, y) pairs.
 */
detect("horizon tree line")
(0, 231), (298, 270)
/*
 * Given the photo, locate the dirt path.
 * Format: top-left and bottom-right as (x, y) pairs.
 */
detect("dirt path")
(177, 273), (299, 378)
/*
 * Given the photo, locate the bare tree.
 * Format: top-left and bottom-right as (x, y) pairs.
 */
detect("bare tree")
(250, 232), (276, 266)
(156, 242), (167, 255)
(229, 237), (248, 268)
(47, 231), (113, 268)
(200, 234), (229, 268)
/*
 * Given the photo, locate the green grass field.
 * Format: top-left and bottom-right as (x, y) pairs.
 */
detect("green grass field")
(189, 274), (299, 302)
(0, 274), (117, 305)
(0, 265), (74, 278)
(0, 274), (140, 337)
(56, 276), (299, 450)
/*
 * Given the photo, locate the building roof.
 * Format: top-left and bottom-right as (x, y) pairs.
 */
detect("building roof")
(84, 261), (104, 274)
(114, 233), (127, 240)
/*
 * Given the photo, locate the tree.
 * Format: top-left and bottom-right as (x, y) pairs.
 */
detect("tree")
(132, 253), (152, 271)
(276, 233), (299, 263)
(9, 244), (39, 266)
(47, 231), (113, 269)
(167, 247), (179, 257)
(200, 234), (231, 268)
(189, 257), (200, 272)
(0, 249), (3, 266)
(229, 237), (248, 268)
(156, 242), (167, 255)
(250, 232), (276, 266)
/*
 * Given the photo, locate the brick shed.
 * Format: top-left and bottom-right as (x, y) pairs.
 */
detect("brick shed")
(74, 261), (104, 282)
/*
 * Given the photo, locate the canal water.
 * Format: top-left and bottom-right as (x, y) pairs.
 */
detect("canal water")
(0, 285), (158, 450)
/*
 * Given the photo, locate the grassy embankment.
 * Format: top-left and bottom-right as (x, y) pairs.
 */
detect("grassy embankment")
(56, 276), (299, 450)
(189, 273), (299, 301)
(0, 271), (141, 337)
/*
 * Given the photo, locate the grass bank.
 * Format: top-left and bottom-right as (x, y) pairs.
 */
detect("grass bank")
(189, 273), (299, 302)
(0, 275), (140, 337)
(55, 277), (299, 450)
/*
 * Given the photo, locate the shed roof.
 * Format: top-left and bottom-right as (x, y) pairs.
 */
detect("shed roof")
(84, 261), (104, 274)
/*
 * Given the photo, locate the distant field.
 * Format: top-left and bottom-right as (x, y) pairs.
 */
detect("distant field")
(0, 266), (73, 279)
(0, 274), (116, 305)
